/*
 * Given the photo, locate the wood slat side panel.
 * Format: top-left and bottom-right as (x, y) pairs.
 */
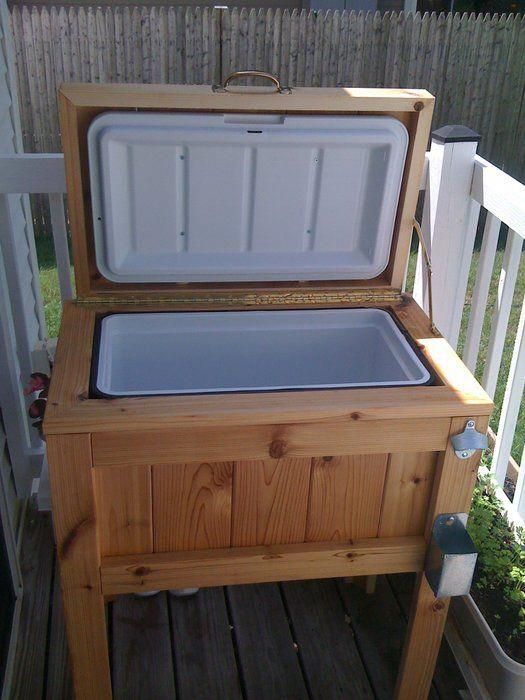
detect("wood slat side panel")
(101, 536), (426, 595)
(231, 457), (311, 546)
(93, 465), (153, 556)
(378, 452), (438, 537)
(92, 417), (450, 467)
(152, 462), (233, 552)
(306, 454), (388, 541)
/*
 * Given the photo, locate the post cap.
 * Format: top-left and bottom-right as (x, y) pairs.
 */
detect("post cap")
(432, 125), (481, 144)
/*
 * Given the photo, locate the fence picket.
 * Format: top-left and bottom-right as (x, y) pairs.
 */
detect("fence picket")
(7, 7), (525, 236)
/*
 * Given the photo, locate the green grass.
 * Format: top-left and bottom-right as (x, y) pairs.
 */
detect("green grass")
(36, 236), (525, 462)
(36, 235), (75, 339)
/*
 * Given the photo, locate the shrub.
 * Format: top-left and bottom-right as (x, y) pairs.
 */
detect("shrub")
(467, 468), (525, 663)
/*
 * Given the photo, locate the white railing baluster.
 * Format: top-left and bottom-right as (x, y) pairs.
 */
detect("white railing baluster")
(514, 446), (525, 520)
(463, 213), (501, 372)
(48, 193), (72, 302)
(481, 228), (523, 399)
(492, 295), (525, 487)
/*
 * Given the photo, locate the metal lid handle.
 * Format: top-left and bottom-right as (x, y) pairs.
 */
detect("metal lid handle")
(213, 70), (291, 94)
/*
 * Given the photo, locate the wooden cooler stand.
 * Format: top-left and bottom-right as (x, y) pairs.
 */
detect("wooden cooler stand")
(44, 82), (493, 700)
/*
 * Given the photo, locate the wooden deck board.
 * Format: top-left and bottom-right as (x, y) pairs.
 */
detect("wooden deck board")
(336, 576), (441, 700)
(227, 583), (309, 699)
(11, 507), (54, 700)
(169, 587), (242, 699)
(112, 593), (176, 700)
(281, 579), (374, 699)
(10, 509), (471, 700)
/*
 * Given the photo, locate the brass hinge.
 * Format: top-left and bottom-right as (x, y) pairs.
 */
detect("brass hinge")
(76, 289), (403, 307)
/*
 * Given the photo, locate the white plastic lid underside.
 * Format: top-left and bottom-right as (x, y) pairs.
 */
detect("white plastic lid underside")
(88, 113), (408, 283)
(95, 308), (430, 396)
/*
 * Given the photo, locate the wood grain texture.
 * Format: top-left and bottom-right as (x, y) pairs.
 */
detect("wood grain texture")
(282, 579), (374, 699)
(101, 536), (426, 595)
(424, 416), (490, 540)
(11, 508), (54, 700)
(169, 587), (242, 699)
(112, 593), (176, 700)
(92, 418), (450, 467)
(46, 434), (112, 700)
(11, 508), (465, 700)
(394, 415), (490, 700)
(57, 92), (92, 298)
(93, 465), (153, 556)
(55, 81), (432, 302)
(395, 575), (452, 700)
(44, 298), (492, 437)
(379, 452), (437, 537)
(389, 573), (467, 700)
(231, 457), (311, 546)
(152, 461), (233, 551)
(45, 566), (74, 700)
(227, 583), (308, 699)
(306, 454), (388, 541)
(337, 576), (420, 700)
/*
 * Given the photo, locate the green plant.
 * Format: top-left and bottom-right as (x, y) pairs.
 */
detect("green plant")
(467, 467), (525, 662)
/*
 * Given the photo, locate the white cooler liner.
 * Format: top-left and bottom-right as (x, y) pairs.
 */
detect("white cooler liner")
(88, 113), (408, 283)
(94, 308), (430, 396)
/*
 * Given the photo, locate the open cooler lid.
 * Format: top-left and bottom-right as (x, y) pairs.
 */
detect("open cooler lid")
(87, 112), (408, 283)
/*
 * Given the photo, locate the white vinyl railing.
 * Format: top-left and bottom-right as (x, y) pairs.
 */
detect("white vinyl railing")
(414, 132), (525, 523)
(467, 160), (525, 515)
(0, 136), (524, 520)
(0, 153), (71, 302)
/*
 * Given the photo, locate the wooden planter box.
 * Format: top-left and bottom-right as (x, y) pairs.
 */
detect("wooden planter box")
(44, 83), (493, 700)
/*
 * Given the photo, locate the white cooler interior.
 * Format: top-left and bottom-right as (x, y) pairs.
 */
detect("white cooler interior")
(88, 112), (408, 283)
(94, 308), (431, 396)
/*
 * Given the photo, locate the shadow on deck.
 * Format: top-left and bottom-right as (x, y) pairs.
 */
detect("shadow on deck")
(11, 504), (468, 699)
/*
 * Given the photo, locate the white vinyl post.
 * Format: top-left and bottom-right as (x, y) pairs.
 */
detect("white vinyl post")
(414, 125), (481, 349)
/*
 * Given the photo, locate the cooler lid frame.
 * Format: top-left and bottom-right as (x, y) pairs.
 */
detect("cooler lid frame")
(59, 82), (434, 305)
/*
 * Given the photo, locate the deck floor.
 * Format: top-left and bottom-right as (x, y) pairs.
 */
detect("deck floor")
(11, 504), (470, 700)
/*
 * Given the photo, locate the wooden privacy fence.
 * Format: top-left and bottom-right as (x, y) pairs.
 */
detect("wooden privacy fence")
(9, 6), (525, 236)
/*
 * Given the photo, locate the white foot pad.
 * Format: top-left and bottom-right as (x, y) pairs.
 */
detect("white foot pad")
(169, 588), (200, 597)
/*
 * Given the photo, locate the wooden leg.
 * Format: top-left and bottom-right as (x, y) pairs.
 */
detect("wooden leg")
(395, 416), (488, 700)
(47, 434), (112, 700)
(394, 574), (449, 699)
